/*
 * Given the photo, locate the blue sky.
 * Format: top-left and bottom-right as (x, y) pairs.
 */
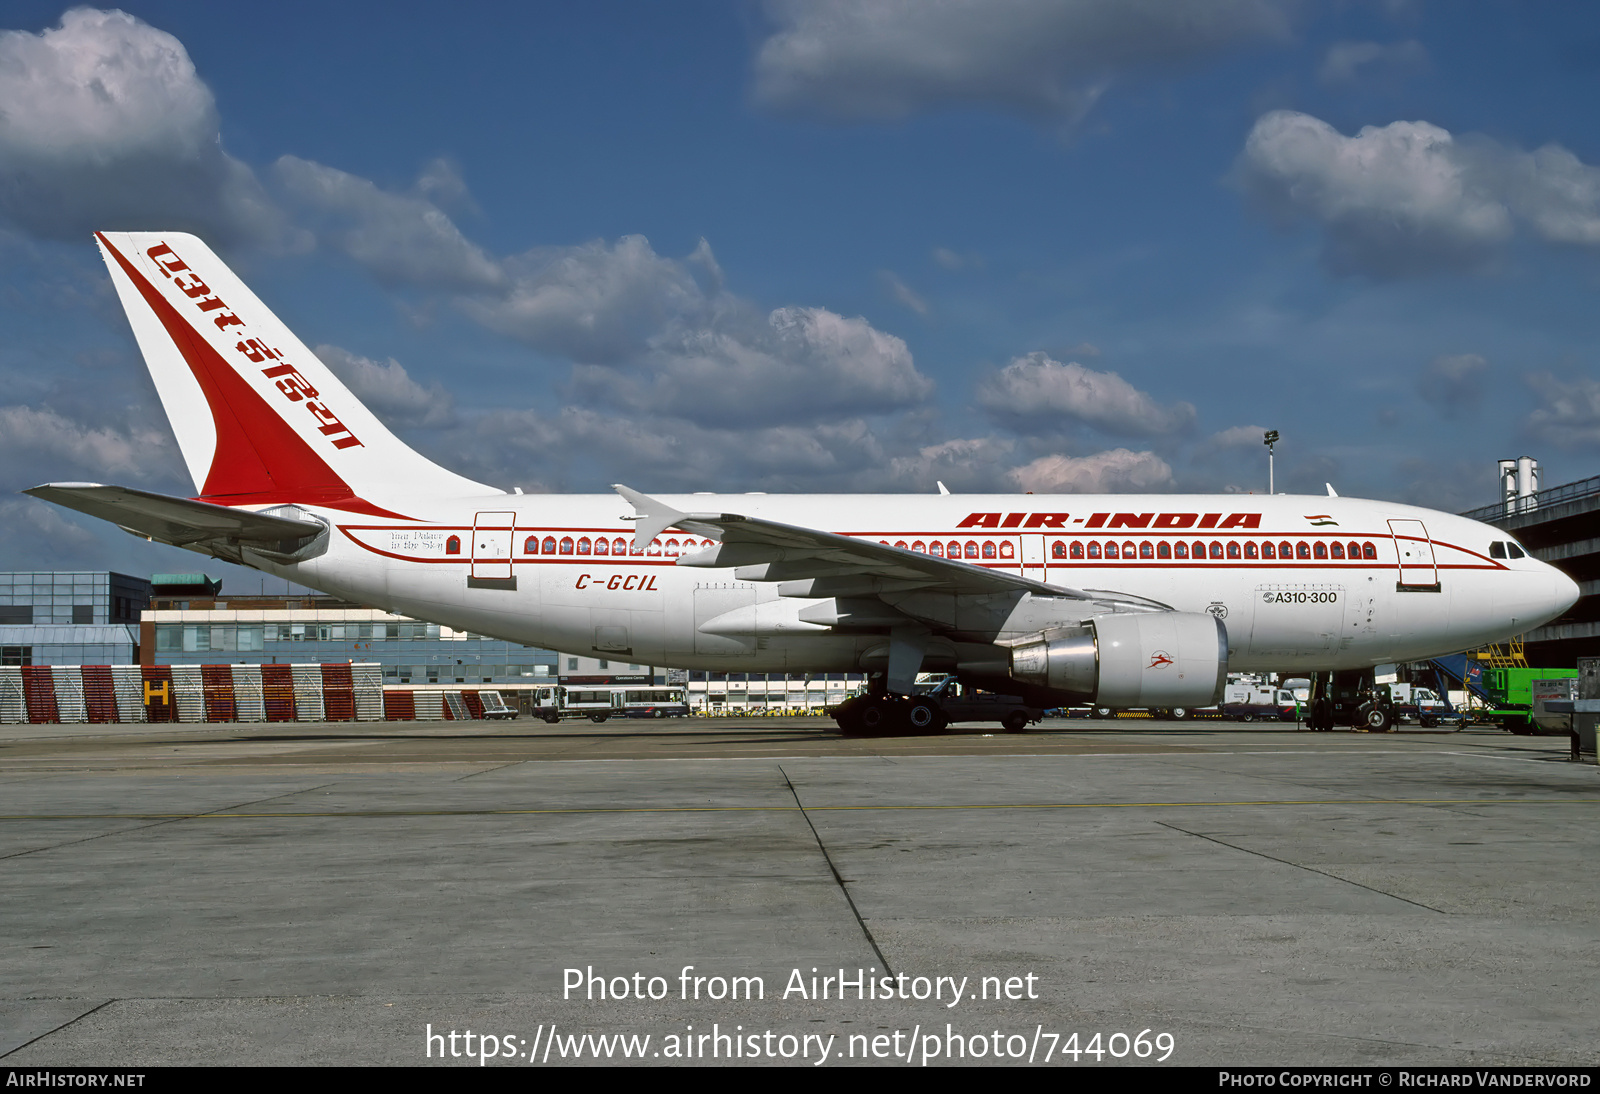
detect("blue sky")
(2, 1), (1600, 580)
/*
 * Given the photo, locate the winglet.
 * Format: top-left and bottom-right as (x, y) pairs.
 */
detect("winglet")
(613, 484), (688, 550)
(1326, 483), (1338, 497)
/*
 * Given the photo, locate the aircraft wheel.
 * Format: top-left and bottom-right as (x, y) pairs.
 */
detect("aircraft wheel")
(858, 699), (900, 736)
(1002, 710), (1029, 733)
(906, 698), (943, 735)
(1365, 707), (1394, 733)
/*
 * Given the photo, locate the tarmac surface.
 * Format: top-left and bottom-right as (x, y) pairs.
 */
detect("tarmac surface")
(1, 714), (1596, 1067)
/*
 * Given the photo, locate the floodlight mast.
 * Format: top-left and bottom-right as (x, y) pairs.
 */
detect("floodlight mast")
(1263, 430), (1279, 494)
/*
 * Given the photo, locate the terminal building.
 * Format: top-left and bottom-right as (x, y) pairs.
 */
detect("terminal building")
(0, 571), (150, 666)
(1461, 459), (1600, 666)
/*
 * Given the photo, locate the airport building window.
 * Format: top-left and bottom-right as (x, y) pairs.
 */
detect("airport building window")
(445, 536), (461, 555)
(1244, 542), (1258, 559)
(1156, 541), (1171, 559)
(2, 645), (32, 665)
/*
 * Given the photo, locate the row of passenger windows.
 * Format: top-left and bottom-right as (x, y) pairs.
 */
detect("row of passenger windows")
(443, 532), (1378, 562)
(885, 538), (1380, 561)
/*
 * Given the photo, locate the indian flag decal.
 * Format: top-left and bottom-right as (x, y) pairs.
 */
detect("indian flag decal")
(1304, 514), (1338, 526)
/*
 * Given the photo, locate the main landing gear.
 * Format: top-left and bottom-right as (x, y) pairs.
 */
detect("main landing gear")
(837, 694), (949, 737)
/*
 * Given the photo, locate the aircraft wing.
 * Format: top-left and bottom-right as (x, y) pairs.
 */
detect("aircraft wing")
(614, 484), (1167, 608)
(25, 483), (325, 552)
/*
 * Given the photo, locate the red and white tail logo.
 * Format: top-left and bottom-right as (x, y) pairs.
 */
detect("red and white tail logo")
(95, 231), (490, 515)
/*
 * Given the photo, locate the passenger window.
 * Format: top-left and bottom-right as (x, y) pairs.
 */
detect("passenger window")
(999, 541), (1015, 559)
(965, 541), (979, 559)
(1104, 541), (1119, 560)
(1123, 541), (1137, 559)
(1069, 541), (1084, 559)
(542, 536), (557, 554)
(578, 537), (592, 555)
(1330, 542), (1345, 559)
(1489, 542), (1506, 559)
(1140, 541), (1154, 559)
(1157, 541), (1171, 559)
(1227, 541), (1241, 559)
(1296, 542), (1311, 559)
(1244, 542), (1258, 559)
(594, 538), (609, 556)
(1261, 541), (1275, 559)
(1193, 540), (1206, 559)
(982, 541), (997, 559)
(523, 536), (539, 554)
(1280, 541), (1293, 559)
(1087, 542), (1101, 559)
(1174, 542), (1189, 559)
(912, 540), (926, 554)
(446, 536), (461, 555)
(1362, 542), (1376, 559)
(612, 537), (627, 555)
(930, 541), (944, 557)
(1313, 542), (1327, 559)
(1052, 541), (1067, 559)
(1209, 541), (1224, 559)
(948, 541), (961, 558)
(560, 537), (575, 555)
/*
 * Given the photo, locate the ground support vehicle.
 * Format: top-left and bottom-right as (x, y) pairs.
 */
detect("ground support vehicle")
(1428, 658), (1576, 734)
(831, 677), (1041, 736)
(529, 684), (689, 723)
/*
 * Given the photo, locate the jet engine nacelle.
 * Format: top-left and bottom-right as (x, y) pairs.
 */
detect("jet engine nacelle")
(1008, 612), (1228, 708)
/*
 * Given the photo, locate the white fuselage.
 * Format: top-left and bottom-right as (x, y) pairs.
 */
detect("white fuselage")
(261, 491), (1576, 675)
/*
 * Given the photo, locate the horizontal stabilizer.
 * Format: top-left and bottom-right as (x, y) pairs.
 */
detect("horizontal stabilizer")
(25, 482), (324, 550)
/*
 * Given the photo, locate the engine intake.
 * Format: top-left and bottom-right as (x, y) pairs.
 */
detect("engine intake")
(1009, 612), (1227, 708)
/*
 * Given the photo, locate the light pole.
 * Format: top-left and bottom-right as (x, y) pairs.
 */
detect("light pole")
(1263, 430), (1279, 494)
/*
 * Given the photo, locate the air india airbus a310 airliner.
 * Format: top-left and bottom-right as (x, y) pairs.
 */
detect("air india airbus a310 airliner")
(26, 233), (1579, 734)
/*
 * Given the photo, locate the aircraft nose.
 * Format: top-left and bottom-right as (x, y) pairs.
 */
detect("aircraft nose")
(1553, 568), (1581, 617)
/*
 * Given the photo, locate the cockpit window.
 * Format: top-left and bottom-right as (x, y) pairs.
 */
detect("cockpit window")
(1508, 542), (1526, 559)
(1490, 542), (1506, 559)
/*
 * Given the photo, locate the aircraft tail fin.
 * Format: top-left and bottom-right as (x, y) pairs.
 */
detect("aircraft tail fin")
(94, 231), (494, 516)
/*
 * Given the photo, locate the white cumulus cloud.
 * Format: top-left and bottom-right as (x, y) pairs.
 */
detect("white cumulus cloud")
(1237, 110), (1600, 277)
(313, 345), (457, 429)
(753, 0), (1294, 123)
(0, 8), (287, 245)
(1008, 448), (1174, 493)
(977, 352), (1195, 436)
